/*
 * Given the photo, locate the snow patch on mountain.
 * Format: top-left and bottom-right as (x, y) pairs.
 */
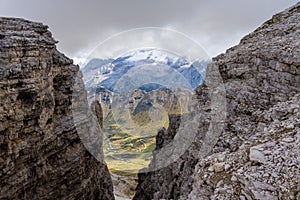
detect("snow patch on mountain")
(82, 49), (209, 92)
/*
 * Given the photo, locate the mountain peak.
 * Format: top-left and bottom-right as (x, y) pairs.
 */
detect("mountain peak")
(83, 48), (207, 92)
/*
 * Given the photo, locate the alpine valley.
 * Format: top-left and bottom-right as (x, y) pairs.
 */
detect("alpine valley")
(82, 49), (209, 176)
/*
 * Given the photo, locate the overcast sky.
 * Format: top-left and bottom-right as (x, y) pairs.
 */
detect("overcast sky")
(0, 0), (297, 64)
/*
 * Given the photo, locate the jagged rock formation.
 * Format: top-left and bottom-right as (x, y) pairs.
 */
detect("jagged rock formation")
(134, 3), (300, 200)
(91, 100), (104, 128)
(0, 18), (114, 199)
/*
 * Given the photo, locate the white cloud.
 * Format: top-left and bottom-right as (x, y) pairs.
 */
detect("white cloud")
(1, 0), (297, 59)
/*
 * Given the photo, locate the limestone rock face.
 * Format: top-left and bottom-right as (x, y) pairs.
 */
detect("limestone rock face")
(0, 18), (114, 199)
(134, 3), (300, 200)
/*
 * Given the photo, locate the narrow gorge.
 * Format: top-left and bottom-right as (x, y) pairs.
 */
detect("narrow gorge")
(0, 2), (299, 200)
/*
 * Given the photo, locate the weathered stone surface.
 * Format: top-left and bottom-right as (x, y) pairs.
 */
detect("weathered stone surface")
(0, 18), (114, 199)
(91, 100), (104, 128)
(134, 3), (300, 200)
(249, 147), (267, 164)
(213, 162), (225, 173)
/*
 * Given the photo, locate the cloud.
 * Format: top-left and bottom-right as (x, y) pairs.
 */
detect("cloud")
(0, 0), (297, 60)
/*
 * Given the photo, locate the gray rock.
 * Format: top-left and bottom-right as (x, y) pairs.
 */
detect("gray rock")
(213, 162), (225, 172)
(0, 18), (114, 199)
(134, 3), (300, 200)
(249, 148), (267, 164)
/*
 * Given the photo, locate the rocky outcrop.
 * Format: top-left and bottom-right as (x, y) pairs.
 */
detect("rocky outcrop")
(134, 3), (300, 200)
(0, 18), (114, 199)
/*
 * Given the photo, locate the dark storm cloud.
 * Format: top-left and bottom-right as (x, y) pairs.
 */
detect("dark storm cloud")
(0, 0), (297, 61)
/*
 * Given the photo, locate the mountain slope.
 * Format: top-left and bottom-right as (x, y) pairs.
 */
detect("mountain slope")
(82, 49), (207, 92)
(134, 3), (300, 200)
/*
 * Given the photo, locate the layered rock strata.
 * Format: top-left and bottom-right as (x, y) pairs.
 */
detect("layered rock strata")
(0, 18), (114, 199)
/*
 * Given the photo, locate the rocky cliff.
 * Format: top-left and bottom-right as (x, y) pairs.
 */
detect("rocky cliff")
(134, 3), (300, 200)
(0, 18), (114, 199)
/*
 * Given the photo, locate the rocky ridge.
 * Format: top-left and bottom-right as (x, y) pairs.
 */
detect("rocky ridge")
(134, 3), (300, 200)
(0, 18), (114, 199)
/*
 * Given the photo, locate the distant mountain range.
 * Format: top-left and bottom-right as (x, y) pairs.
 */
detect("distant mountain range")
(82, 49), (209, 93)
(81, 49), (209, 174)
